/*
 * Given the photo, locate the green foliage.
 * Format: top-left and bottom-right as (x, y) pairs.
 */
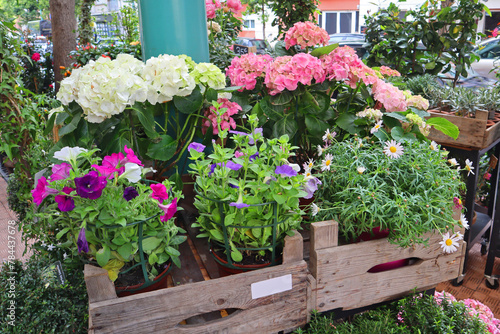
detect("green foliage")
(110, 0), (140, 45)
(68, 41), (142, 69)
(364, 0), (486, 86)
(269, 0), (319, 39)
(78, 0), (96, 45)
(190, 115), (307, 263)
(0, 0), (50, 23)
(295, 293), (488, 334)
(0, 254), (88, 333)
(312, 137), (464, 248)
(19, 35), (55, 96)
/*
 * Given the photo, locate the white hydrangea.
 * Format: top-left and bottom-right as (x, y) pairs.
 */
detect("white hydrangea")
(142, 54), (196, 105)
(356, 108), (383, 121)
(57, 67), (83, 105)
(56, 54), (148, 123)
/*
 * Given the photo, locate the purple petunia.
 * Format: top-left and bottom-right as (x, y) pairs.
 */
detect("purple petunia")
(230, 201), (250, 209)
(249, 152), (259, 162)
(208, 161), (243, 176)
(123, 186), (139, 201)
(74, 171), (107, 199)
(77, 227), (89, 253)
(188, 142), (206, 153)
(54, 187), (75, 212)
(229, 128), (262, 145)
(303, 177), (322, 199)
(275, 165), (298, 177)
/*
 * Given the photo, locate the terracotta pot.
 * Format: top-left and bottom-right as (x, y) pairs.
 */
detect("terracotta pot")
(356, 227), (409, 273)
(115, 262), (172, 297)
(211, 248), (275, 277)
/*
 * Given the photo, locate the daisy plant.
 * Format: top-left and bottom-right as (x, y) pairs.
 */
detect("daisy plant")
(188, 112), (317, 267)
(31, 146), (186, 282)
(309, 135), (467, 249)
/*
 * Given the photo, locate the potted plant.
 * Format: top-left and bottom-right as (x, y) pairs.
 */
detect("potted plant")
(309, 135), (467, 251)
(31, 145), (186, 295)
(188, 112), (317, 275)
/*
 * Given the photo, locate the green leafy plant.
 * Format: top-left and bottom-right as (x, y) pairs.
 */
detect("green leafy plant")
(310, 137), (465, 248)
(364, 0), (487, 86)
(0, 255), (88, 334)
(189, 114), (311, 264)
(110, 0), (140, 45)
(269, 0), (318, 39)
(31, 146), (186, 281)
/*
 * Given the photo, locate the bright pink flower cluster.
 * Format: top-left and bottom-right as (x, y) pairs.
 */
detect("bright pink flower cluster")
(226, 53), (273, 91)
(226, 0), (243, 13)
(203, 98), (242, 134)
(206, 0), (221, 19)
(321, 46), (377, 88)
(264, 54), (326, 95)
(379, 66), (401, 77)
(284, 21), (329, 50)
(372, 79), (408, 112)
(462, 299), (500, 333)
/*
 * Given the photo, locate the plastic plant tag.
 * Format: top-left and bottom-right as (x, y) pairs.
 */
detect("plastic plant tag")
(251, 274), (292, 299)
(41, 261), (66, 287)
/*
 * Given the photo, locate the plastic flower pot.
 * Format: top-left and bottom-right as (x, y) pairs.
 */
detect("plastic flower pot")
(115, 261), (172, 297)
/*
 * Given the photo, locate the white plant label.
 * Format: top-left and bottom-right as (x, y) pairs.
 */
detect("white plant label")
(251, 274), (292, 299)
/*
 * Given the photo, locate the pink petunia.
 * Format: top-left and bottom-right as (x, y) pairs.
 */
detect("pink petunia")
(159, 198), (178, 222)
(31, 176), (59, 205)
(50, 162), (72, 181)
(123, 145), (143, 166)
(150, 183), (169, 202)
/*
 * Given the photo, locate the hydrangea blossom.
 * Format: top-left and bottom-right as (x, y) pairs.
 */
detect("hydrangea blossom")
(356, 108), (383, 121)
(264, 54), (326, 95)
(226, 53), (273, 91)
(203, 98), (242, 134)
(379, 66), (401, 77)
(226, 0), (244, 13)
(205, 0), (221, 19)
(284, 21), (329, 50)
(190, 62), (226, 90)
(372, 79), (408, 112)
(142, 54), (196, 104)
(57, 54), (148, 123)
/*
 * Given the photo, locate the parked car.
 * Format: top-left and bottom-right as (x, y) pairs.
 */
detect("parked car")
(328, 33), (365, 45)
(471, 37), (500, 80)
(437, 65), (497, 88)
(235, 37), (271, 55)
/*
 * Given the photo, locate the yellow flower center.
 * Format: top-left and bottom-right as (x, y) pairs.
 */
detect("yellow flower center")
(445, 239), (453, 246)
(326, 160), (331, 166)
(458, 199), (462, 205)
(308, 163), (313, 168)
(390, 146), (397, 153)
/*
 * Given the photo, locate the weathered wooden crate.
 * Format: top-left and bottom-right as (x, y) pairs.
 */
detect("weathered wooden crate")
(426, 109), (500, 149)
(84, 231), (314, 334)
(309, 220), (466, 313)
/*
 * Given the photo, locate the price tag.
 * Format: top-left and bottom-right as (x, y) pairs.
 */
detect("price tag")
(251, 274), (292, 299)
(234, 44), (249, 55)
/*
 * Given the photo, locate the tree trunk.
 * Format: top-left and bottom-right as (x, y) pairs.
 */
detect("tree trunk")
(49, 0), (77, 92)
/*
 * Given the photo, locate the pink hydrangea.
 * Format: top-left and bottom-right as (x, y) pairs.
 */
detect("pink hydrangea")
(285, 21), (329, 50)
(379, 66), (401, 77)
(462, 299), (500, 333)
(406, 94), (429, 110)
(203, 98), (242, 134)
(264, 54), (326, 95)
(226, 53), (273, 91)
(226, 0), (243, 13)
(372, 79), (408, 112)
(321, 46), (377, 88)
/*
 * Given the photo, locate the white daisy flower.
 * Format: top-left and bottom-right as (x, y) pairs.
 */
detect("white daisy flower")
(303, 159), (314, 171)
(439, 232), (461, 254)
(311, 203), (319, 216)
(429, 141), (439, 151)
(465, 159), (475, 176)
(454, 231), (464, 240)
(357, 166), (366, 174)
(321, 153), (333, 171)
(459, 213), (469, 229)
(322, 129), (336, 142)
(317, 145), (324, 157)
(370, 120), (383, 134)
(448, 158), (458, 167)
(383, 140), (404, 159)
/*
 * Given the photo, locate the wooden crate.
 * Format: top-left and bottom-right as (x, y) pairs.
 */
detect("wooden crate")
(426, 109), (500, 149)
(84, 231), (313, 334)
(309, 220), (466, 313)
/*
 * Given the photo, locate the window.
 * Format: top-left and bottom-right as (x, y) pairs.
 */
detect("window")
(319, 11), (359, 35)
(244, 19), (255, 29)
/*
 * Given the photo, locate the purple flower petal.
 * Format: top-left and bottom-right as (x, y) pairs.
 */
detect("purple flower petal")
(123, 186), (139, 201)
(303, 177), (322, 199)
(208, 164), (217, 176)
(188, 142), (206, 153)
(249, 152), (259, 162)
(229, 201), (250, 209)
(250, 128), (263, 145)
(77, 227), (89, 253)
(275, 165), (297, 177)
(229, 183), (239, 188)
(54, 187), (75, 212)
(74, 171), (107, 199)
(223, 161), (243, 171)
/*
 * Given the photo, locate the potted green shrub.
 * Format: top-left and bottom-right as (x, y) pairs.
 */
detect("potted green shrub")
(31, 145), (186, 295)
(188, 113), (316, 275)
(310, 135), (467, 251)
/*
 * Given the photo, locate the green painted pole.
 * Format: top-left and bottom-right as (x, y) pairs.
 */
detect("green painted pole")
(138, 0), (209, 62)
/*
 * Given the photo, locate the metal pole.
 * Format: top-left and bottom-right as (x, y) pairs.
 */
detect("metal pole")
(138, 0), (210, 62)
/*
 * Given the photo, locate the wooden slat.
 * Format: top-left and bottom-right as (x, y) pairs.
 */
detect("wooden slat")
(310, 221), (465, 312)
(311, 220), (338, 250)
(89, 261), (309, 334)
(283, 231), (303, 263)
(485, 121), (500, 148)
(84, 265), (117, 303)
